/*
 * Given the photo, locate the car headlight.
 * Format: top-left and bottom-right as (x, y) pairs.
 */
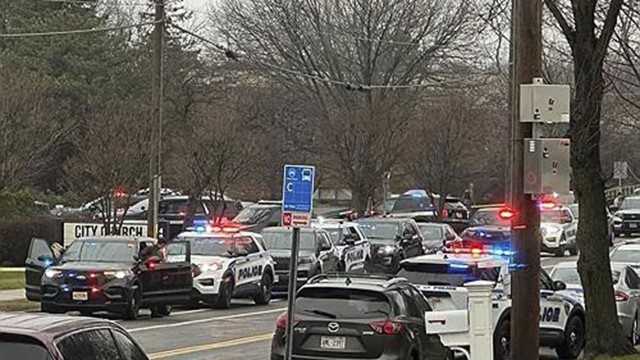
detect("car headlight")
(104, 270), (131, 279)
(44, 269), (62, 279)
(199, 263), (220, 273)
(543, 226), (562, 236)
(377, 246), (395, 256)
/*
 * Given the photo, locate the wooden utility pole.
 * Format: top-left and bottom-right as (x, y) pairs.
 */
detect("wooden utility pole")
(147, 0), (164, 238)
(509, 0), (543, 359)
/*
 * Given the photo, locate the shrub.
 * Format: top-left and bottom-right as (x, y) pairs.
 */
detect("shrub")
(0, 216), (62, 266)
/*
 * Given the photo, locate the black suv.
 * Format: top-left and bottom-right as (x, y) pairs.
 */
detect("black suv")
(270, 274), (451, 360)
(262, 227), (339, 293)
(355, 218), (424, 274)
(25, 236), (193, 319)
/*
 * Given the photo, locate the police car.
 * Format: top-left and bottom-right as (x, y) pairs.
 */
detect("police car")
(175, 227), (276, 309)
(398, 253), (586, 360)
(311, 219), (370, 272)
(540, 204), (578, 256)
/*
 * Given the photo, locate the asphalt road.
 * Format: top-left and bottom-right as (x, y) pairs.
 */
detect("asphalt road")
(110, 236), (637, 360)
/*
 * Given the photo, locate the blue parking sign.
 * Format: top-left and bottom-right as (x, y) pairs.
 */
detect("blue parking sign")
(282, 165), (315, 215)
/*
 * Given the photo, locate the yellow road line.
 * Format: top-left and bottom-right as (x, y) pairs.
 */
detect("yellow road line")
(148, 333), (273, 359)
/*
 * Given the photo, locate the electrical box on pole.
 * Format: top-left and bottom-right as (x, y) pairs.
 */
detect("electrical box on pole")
(523, 138), (571, 194)
(519, 81), (570, 123)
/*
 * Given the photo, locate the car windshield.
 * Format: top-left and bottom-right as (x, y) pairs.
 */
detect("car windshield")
(357, 222), (399, 242)
(0, 335), (51, 360)
(296, 288), (392, 319)
(234, 206), (274, 224)
(551, 267), (581, 285)
(398, 262), (501, 286)
(418, 224), (443, 241)
(470, 209), (509, 226)
(262, 231), (316, 251)
(391, 196), (434, 213)
(610, 249), (640, 263)
(61, 240), (136, 263)
(181, 236), (252, 257)
(622, 198), (640, 210)
(324, 229), (343, 244)
(541, 209), (572, 223)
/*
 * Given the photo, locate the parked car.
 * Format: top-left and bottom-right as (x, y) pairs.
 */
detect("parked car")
(232, 201), (282, 233)
(416, 222), (459, 253)
(311, 219), (371, 272)
(550, 261), (640, 345)
(270, 273), (451, 360)
(0, 313), (149, 359)
(261, 227), (339, 293)
(613, 196), (640, 237)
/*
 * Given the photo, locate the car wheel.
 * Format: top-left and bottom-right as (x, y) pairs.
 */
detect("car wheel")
(213, 276), (234, 309)
(555, 247), (565, 257)
(253, 272), (273, 305)
(569, 244), (578, 256)
(493, 317), (510, 360)
(631, 313), (639, 346)
(41, 302), (63, 314)
(151, 304), (171, 317)
(123, 288), (141, 320)
(556, 315), (585, 359)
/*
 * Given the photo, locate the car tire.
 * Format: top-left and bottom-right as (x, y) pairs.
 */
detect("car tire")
(254, 273), (273, 305)
(41, 302), (63, 314)
(213, 276), (234, 309)
(151, 305), (171, 317)
(123, 288), (141, 320)
(493, 317), (510, 360)
(569, 245), (578, 256)
(555, 315), (585, 359)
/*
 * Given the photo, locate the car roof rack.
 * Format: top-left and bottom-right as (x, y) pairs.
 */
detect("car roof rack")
(307, 273), (408, 288)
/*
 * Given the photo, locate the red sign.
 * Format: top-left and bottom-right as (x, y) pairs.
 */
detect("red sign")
(282, 212), (293, 226)
(282, 211), (311, 227)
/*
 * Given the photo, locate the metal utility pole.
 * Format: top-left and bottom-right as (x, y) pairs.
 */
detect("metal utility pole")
(147, 0), (164, 238)
(509, 0), (542, 359)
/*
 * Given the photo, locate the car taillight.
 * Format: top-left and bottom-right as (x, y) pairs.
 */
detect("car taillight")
(369, 320), (403, 335)
(615, 290), (630, 302)
(276, 312), (298, 330)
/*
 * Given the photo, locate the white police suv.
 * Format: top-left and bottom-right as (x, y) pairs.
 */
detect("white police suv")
(398, 253), (585, 360)
(175, 228), (276, 309)
(311, 219), (371, 272)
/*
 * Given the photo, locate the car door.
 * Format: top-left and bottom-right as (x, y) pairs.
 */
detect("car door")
(317, 231), (339, 272)
(235, 236), (263, 286)
(141, 241), (193, 305)
(539, 270), (567, 331)
(24, 238), (56, 301)
(56, 328), (122, 360)
(342, 226), (366, 272)
(623, 267), (640, 317)
(111, 328), (149, 360)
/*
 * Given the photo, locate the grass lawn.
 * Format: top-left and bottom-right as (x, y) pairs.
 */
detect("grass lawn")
(0, 271), (25, 290)
(0, 299), (38, 312)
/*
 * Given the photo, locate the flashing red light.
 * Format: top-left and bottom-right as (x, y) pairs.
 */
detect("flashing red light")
(369, 320), (403, 335)
(540, 201), (556, 210)
(498, 208), (516, 220)
(91, 287), (100, 293)
(148, 261), (157, 270)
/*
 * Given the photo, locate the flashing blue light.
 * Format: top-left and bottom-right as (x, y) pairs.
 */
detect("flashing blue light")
(449, 263), (469, 270)
(195, 226), (206, 232)
(62, 285), (70, 292)
(43, 260), (53, 268)
(403, 189), (428, 197)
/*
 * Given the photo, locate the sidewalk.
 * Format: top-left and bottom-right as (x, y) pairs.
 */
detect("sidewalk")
(0, 289), (25, 302)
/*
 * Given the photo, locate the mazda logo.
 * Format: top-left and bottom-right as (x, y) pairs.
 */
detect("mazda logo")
(327, 322), (340, 333)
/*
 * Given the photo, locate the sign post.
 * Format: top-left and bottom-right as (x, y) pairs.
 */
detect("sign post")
(614, 161), (628, 188)
(282, 164), (315, 360)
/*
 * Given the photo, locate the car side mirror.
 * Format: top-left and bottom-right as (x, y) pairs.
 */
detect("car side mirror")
(37, 255), (54, 264)
(553, 280), (567, 291)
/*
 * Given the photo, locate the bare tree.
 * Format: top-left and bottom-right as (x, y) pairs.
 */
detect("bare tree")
(0, 65), (76, 191)
(214, 0), (477, 211)
(544, 0), (634, 357)
(64, 103), (153, 234)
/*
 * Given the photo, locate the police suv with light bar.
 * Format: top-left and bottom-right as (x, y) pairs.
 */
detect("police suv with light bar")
(311, 219), (371, 272)
(175, 226), (277, 308)
(398, 253), (586, 360)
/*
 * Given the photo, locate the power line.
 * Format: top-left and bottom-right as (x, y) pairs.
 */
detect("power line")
(170, 24), (484, 91)
(0, 20), (161, 38)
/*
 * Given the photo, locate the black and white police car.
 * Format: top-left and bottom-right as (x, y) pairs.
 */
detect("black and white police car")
(175, 226), (277, 309)
(398, 253), (586, 360)
(311, 219), (371, 272)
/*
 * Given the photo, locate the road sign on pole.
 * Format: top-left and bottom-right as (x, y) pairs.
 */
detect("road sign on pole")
(282, 164), (315, 227)
(614, 161), (628, 180)
(281, 164), (315, 360)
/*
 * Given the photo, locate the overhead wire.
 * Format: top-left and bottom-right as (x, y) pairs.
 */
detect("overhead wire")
(0, 20), (161, 38)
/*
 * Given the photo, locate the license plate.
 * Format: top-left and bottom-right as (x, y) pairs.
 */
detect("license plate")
(320, 336), (346, 350)
(72, 291), (88, 301)
(631, 223), (638, 229)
